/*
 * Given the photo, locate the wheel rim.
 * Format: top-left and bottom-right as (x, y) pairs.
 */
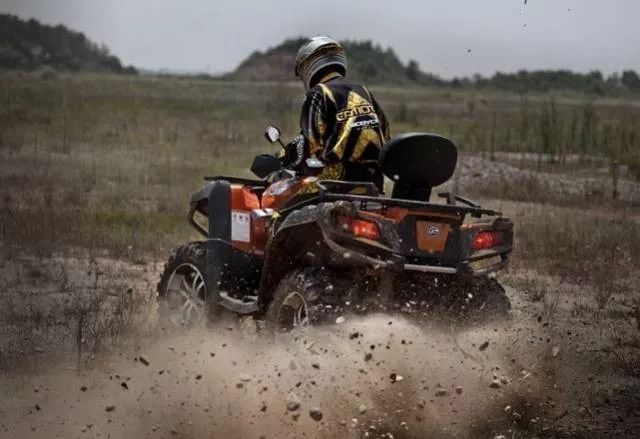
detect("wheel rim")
(162, 263), (206, 326)
(275, 291), (309, 333)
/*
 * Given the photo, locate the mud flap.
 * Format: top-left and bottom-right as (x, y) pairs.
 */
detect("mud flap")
(206, 180), (232, 321)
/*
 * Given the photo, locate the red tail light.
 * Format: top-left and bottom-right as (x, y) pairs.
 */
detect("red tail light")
(337, 216), (381, 241)
(472, 231), (503, 251)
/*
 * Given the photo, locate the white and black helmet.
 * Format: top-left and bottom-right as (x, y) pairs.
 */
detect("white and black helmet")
(295, 36), (347, 90)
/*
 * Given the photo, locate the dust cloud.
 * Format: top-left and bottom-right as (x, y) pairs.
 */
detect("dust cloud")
(1, 314), (554, 439)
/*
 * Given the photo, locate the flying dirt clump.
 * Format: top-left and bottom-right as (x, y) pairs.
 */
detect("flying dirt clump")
(2, 313), (554, 439)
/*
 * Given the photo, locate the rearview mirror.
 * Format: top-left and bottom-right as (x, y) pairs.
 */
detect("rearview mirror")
(264, 126), (281, 144)
(251, 154), (282, 179)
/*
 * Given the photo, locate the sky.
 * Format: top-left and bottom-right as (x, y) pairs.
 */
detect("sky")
(2, 0), (639, 78)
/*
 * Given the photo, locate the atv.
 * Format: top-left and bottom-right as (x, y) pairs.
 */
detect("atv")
(157, 127), (513, 332)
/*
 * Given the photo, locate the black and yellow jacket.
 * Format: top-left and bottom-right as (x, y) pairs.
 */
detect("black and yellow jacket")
(287, 72), (390, 188)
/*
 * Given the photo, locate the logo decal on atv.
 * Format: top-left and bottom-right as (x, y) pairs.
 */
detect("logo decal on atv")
(428, 225), (440, 237)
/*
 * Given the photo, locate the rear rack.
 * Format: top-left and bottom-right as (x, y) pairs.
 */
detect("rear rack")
(274, 181), (501, 218)
(320, 193), (500, 217)
(198, 177), (501, 218)
(315, 180), (500, 217)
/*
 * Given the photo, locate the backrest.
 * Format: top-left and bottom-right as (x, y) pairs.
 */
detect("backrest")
(379, 133), (458, 200)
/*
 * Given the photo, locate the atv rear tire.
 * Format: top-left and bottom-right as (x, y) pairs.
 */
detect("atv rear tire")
(393, 273), (511, 318)
(264, 267), (328, 334)
(465, 276), (511, 316)
(157, 242), (208, 328)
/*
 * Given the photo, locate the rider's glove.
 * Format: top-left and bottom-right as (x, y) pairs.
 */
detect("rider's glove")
(283, 135), (308, 169)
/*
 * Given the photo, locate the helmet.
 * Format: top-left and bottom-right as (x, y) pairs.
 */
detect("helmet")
(295, 36), (347, 90)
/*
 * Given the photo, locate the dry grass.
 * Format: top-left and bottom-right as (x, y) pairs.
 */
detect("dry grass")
(0, 255), (152, 368)
(492, 199), (640, 323)
(1, 71), (639, 257)
(509, 204), (639, 311)
(513, 207), (639, 277)
(2, 71), (639, 372)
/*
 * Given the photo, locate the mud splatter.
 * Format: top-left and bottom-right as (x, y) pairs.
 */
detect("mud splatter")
(1, 314), (554, 439)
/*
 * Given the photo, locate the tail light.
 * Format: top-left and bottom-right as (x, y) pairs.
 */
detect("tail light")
(337, 216), (381, 241)
(472, 231), (504, 251)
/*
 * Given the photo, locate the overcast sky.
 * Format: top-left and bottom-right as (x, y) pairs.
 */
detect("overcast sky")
(3, 0), (639, 78)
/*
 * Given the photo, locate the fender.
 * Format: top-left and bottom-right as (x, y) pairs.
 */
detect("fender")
(257, 202), (352, 309)
(206, 180), (232, 317)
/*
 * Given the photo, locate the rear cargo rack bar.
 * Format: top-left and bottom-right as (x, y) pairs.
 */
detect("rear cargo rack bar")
(320, 193), (501, 217)
(437, 192), (481, 209)
(278, 191), (501, 218)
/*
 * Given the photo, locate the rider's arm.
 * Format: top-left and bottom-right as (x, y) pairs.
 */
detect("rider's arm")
(371, 93), (390, 141)
(299, 87), (331, 161)
(279, 87), (327, 172)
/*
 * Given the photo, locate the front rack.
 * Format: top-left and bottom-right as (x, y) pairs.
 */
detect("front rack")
(204, 175), (267, 186)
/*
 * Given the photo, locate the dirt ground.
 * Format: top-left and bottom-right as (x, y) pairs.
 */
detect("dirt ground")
(1, 258), (639, 439)
(1, 154), (638, 438)
(2, 72), (639, 438)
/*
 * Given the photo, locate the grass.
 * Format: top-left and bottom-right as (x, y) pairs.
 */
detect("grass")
(0, 254), (150, 368)
(514, 207), (639, 273)
(2, 72), (640, 439)
(1, 72), (638, 272)
(505, 203), (640, 309)
(1, 71), (639, 281)
(1, 71), (639, 314)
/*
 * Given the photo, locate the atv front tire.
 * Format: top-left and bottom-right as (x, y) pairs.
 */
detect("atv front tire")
(157, 242), (208, 328)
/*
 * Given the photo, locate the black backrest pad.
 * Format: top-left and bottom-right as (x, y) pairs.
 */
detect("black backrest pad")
(379, 133), (458, 187)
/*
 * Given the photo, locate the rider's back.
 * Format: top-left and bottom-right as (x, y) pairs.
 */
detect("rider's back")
(301, 74), (390, 189)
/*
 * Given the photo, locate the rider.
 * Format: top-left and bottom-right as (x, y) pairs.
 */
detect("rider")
(282, 36), (390, 190)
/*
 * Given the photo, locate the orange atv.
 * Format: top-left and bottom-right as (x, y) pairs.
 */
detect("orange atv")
(157, 127), (513, 332)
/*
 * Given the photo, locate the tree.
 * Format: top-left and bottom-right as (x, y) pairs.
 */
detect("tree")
(0, 13), (136, 74)
(406, 59), (420, 81)
(622, 70), (640, 90)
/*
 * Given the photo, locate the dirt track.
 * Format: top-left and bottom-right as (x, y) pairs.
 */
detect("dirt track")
(0, 302), (564, 438)
(1, 268), (639, 439)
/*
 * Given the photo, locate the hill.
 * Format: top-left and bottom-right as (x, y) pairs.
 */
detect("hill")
(230, 37), (443, 85)
(229, 37), (640, 95)
(0, 14), (136, 73)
